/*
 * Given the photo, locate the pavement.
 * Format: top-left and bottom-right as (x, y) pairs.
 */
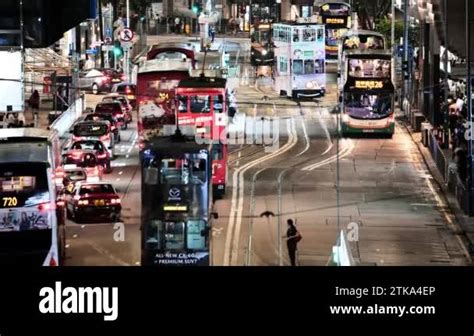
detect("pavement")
(403, 121), (474, 259)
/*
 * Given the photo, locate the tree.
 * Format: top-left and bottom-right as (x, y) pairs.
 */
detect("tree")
(373, 16), (419, 48)
(352, 0), (391, 30)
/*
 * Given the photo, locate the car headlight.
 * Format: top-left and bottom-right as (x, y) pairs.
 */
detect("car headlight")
(261, 49), (268, 56)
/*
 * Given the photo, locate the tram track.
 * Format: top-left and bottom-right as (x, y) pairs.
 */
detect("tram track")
(243, 102), (354, 265)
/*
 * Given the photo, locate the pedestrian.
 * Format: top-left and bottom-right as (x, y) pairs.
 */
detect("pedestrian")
(28, 90), (40, 120)
(210, 25), (216, 43)
(175, 17), (181, 34)
(283, 219), (302, 266)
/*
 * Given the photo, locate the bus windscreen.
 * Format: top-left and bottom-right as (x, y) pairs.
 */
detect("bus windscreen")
(343, 35), (385, 51)
(348, 58), (391, 78)
(344, 92), (393, 119)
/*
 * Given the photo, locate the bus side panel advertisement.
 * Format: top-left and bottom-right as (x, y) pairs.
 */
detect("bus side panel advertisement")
(0, 208), (51, 232)
(152, 252), (209, 266)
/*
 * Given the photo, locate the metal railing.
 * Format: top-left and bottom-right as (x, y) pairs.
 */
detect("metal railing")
(427, 130), (449, 182)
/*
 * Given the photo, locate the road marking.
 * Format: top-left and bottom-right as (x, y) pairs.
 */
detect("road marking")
(301, 139), (354, 171)
(224, 117), (298, 266)
(245, 168), (267, 266)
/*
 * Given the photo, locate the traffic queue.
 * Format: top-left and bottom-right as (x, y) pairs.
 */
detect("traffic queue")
(55, 91), (137, 224)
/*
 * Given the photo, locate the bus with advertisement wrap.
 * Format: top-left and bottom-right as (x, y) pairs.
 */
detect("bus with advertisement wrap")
(273, 21), (326, 99)
(318, 2), (352, 60)
(175, 76), (229, 198)
(0, 128), (65, 266)
(137, 58), (193, 144)
(339, 50), (395, 137)
(140, 130), (214, 266)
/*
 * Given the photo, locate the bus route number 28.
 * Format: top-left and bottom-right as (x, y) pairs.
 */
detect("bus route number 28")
(3, 197), (18, 207)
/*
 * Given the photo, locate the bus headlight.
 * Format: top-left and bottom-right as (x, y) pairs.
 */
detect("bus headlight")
(306, 82), (314, 89)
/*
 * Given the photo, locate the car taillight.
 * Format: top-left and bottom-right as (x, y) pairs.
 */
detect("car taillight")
(97, 153), (107, 159)
(111, 198), (121, 204)
(126, 87), (132, 94)
(78, 200), (89, 206)
(117, 113), (124, 118)
(49, 257), (58, 267)
(38, 203), (53, 211)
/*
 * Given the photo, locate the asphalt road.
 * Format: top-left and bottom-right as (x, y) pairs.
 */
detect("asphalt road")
(62, 37), (470, 266)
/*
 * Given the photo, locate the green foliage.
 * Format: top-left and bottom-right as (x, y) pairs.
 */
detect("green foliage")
(352, 0), (392, 30)
(374, 17), (419, 48)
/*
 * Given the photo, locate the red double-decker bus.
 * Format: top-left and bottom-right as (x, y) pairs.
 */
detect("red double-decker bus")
(137, 58), (193, 143)
(175, 76), (229, 198)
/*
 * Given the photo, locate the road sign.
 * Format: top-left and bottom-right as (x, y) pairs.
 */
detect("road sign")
(119, 28), (134, 42)
(86, 49), (97, 55)
(121, 41), (133, 49)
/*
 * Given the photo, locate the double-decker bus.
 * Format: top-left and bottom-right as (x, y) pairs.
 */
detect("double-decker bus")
(318, 2), (352, 61)
(140, 130), (214, 266)
(175, 76), (229, 198)
(339, 50), (395, 137)
(250, 22), (274, 67)
(337, 30), (387, 87)
(273, 21), (326, 99)
(0, 128), (65, 266)
(137, 58), (193, 143)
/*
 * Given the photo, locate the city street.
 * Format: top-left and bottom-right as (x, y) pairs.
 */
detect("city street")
(62, 38), (470, 266)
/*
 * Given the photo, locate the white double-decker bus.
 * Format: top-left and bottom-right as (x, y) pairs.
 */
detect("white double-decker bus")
(273, 20), (326, 99)
(0, 128), (65, 266)
(339, 50), (395, 137)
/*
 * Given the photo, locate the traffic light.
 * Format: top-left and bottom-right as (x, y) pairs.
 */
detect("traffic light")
(192, 2), (202, 15)
(402, 61), (410, 80)
(113, 41), (123, 58)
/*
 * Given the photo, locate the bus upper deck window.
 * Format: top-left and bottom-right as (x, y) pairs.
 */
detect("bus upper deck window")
(177, 95), (188, 113)
(292, 29), (300, 42)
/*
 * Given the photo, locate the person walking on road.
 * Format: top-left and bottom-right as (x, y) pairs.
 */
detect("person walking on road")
(284, 219), (302, 266)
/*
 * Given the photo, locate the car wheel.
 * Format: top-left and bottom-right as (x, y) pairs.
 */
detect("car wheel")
(92, 83), (99, 95)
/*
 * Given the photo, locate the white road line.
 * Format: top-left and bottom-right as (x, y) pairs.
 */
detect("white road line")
(224, 117), (298, 265)
(301, 139), (354, 171)
(296, 114), (310, 158)
(246, 168), (267, 266)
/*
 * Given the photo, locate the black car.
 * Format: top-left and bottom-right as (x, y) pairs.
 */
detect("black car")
(84, 113), (121, 143)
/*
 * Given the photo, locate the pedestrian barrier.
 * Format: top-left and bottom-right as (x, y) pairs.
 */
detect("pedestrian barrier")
(50, 95), (84, 137)
(427, 130), (448, 182)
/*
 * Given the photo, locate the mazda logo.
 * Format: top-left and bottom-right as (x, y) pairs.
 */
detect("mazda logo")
(169, 188), (181, 198)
